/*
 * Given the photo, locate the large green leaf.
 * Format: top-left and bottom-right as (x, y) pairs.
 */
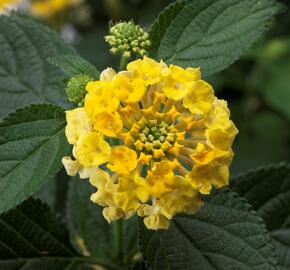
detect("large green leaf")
(149, 0), (186, 58)
(0, 198), (88, 270)
(140, 189), (278, 270)
(149, 0), (282, 76)
(0, 104), (70, 214)
(67, 177), (139, 268)
(33, 176), (57, 208)
(231, 163), (290, 269)
(49, 55), (100, 79)
(0, 16), (76, 118)
(271, 229), (290, 270)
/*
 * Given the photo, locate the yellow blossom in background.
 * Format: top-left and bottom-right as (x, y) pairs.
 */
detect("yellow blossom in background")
(62, 57), (238, 230)
(0, 0), (16, 6)
(0, 0), (83, 18)
(31, 0), (82, 17)
(0, 0), (20, 10)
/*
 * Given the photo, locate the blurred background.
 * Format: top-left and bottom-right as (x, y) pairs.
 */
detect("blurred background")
(2, 0), (289, 175)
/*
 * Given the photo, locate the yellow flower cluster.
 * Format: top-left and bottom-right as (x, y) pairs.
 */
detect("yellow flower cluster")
(62, 57), (238, 230)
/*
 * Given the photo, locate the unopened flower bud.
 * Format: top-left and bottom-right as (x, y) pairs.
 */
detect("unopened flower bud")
(105, 20), (151, 58)
(65, 74), (94, 106)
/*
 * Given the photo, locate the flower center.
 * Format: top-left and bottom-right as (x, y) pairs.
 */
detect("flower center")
(132, 119), (177, 156)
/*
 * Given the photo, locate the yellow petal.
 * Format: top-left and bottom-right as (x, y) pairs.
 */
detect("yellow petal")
(62, 156), (81, 176)
(183, 80), (215, 115)
(100, 67), (116, 81)
(65, 108), (92, 145)
(75, 132), (111, 167)
(92, 111), (123, 138)
(108, 146), (138, 175)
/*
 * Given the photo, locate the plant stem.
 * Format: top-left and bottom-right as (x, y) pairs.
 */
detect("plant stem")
(115, 219), (124, 266)
(119, 54), (129, 71)
(71, 256), (119, 270)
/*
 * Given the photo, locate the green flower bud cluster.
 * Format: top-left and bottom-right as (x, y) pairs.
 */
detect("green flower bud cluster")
(65, 74), (93, 106)
(105, 21), (151, 58)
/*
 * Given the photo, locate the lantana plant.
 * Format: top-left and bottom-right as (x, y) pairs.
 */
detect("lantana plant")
(0, 0), (288, 269)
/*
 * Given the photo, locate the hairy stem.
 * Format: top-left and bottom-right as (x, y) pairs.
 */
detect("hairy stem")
(115, 219), (124, 266)
(119, 54), (129, 71)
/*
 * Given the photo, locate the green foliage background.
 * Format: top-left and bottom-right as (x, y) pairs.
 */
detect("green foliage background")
(0, 0), (289, 269)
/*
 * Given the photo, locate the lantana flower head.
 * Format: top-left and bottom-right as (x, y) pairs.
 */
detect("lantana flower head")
(62, 57), (238, 230)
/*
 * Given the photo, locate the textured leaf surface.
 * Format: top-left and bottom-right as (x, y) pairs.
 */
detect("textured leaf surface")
(0, 199), (86, 270)
(0, 104), (70, 214)
(149, 0), (186, 58)
(231, 163), (290, 269)
(140, 189), (278, 270)
(33, 176), (56, 208)
(67, 177), (139, 267)
(149, 0), (282, 76)
(0, 16), (76, 118)
(49, 55), (100, 79)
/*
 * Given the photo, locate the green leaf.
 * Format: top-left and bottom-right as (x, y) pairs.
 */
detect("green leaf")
(0, 198), (88, 270)
(33, 176), (57, 208)
(0, 104), (70, 214)
(140, 189), (278, 270)
(67, 177), (139, 268)
(0, 16), (76, 118)
(231, 163), (290, 269)
(271, 229), (290, 270)
(49, 55), (100, 79)
(149, 0), (282, 76)
(149, 0), (187, 58)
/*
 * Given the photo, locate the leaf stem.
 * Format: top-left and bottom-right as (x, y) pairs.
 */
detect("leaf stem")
(115, 219), (124, 266)
(72, 256), (119, 270)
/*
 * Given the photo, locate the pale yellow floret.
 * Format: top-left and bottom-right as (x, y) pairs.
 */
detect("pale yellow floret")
(75, 132), (111, 168)
(138, 201), (170, 230)
(65, 107), (92, 145)
(62, 156), (94, 179)
(62, 156), (81, 176)
(100, 67), (116, 81)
